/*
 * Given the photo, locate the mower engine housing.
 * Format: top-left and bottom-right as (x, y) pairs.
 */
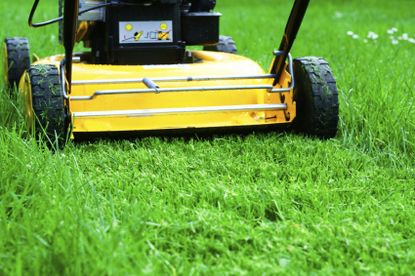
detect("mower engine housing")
(62, 0), (220, 65)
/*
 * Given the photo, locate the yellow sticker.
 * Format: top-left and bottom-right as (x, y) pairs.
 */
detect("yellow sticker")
(160, 23), (168, 31)
(125, 24), (133, 31)
(134, 31), (143, 41)
(158, 31), (170, 41)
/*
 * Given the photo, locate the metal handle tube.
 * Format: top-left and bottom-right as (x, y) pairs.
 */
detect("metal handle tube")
(72, 74), (278, 86)
(143, 78), (160, 90)
(270, 0), (310, 85)
(63, 0), (79, 89)
(70, 84), (275, 101)
(69, 54), (294, 101)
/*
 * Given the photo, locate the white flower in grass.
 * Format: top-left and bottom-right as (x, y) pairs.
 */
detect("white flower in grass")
(352, 34), (359, 39)
(391, 39), (399, 45)
(367, 31), (379, 40)
(347, 31), (354, 36)
(334, 11), (343, 19)
(408, 38), (415, 44)
(387, 27), (398, 34)
(401, 33), (409, 40)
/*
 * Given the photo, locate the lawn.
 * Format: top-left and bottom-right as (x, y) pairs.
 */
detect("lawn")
(1, 0), (415, 274)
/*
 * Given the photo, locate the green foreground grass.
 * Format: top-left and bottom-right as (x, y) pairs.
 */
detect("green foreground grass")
(1, 0), (415, 274)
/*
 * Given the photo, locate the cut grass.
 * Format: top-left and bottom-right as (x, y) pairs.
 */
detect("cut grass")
(1, 0), (415, 274)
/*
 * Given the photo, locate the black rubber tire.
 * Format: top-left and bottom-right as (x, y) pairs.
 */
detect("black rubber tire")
(28, 64), (69, 147)
(204, 35), (238, 54)
(293, 57), (339, 139)
(3, 38), (31, 90)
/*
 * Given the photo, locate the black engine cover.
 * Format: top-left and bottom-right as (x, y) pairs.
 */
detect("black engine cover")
(88, 0), (220, 65)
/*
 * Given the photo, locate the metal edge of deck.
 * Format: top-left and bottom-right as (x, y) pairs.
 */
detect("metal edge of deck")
(72, 104), (288, 118)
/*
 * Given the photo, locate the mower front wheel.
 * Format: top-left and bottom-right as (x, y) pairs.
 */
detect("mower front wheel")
(27, 64), (70, 147)
(293, 57), (339, 139)
(3, 38), (31, 91)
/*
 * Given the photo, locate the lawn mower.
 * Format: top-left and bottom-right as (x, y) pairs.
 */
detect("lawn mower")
(3, 0), (339, 146)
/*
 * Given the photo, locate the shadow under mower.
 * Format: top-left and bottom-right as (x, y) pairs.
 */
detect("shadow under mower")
(3, 0), (339, 146)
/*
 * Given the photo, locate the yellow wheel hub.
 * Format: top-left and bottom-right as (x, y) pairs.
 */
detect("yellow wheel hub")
(21, 72), (35, 133)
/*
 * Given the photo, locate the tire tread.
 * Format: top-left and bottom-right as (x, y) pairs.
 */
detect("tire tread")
(28, 64), (69, 146)
(4, 37), (30, 88)
(293, 57), (339, 139)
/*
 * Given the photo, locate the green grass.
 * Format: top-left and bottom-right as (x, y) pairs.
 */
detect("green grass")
(1, 0), (415, 274)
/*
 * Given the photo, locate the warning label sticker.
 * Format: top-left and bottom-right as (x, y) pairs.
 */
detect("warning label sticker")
(119, 21), (173, 44)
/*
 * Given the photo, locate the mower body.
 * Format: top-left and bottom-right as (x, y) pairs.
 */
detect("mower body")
(21, 51), (294, 135)
(4, 0), (339, 145)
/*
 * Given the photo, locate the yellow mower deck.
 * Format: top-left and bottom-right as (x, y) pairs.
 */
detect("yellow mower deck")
(26, 50), (295, 135)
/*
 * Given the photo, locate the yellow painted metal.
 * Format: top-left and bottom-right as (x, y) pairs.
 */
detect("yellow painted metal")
(76, 21), (90, 42)
(26, 51), (296, 134)
(19, 71), (35, 133)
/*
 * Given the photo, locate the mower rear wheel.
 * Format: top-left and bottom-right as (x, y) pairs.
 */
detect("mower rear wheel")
(204, 35), (238, 54)
(27, 64), (69, 147)
(3, 38), (31, 91)
(293, 57), (339, 139)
